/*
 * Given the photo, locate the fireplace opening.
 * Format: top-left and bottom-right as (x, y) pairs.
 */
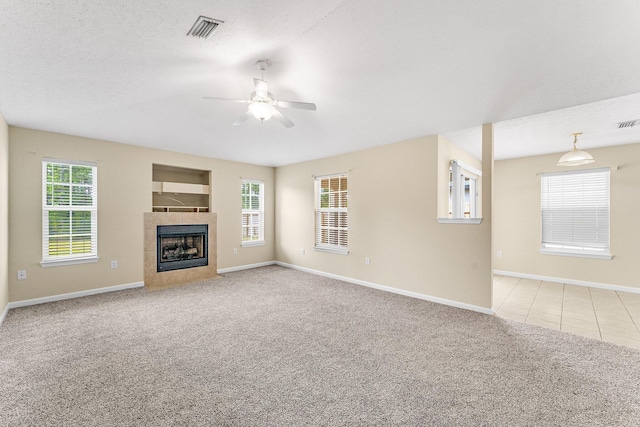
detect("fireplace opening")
(157, 224), (208, 272)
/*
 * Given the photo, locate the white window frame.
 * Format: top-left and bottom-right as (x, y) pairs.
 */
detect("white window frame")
(241, 180), (265, 247)
(314, 173), (348, 255)
(540, 167), (611, 259)
(41, 158), (98, 267)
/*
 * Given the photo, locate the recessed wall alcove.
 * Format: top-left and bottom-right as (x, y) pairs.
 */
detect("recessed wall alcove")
(144, 212), (217, 289)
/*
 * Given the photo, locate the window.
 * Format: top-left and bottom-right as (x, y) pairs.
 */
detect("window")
(540, 168), (611, 259)
(450, 160), (481, 219)
(241, 180), (264, 246)
(42, 159), (98, 266)
(314, 174), (348, 254)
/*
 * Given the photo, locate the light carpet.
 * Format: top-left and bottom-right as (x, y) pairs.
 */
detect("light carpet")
(1, 265), (639, 426)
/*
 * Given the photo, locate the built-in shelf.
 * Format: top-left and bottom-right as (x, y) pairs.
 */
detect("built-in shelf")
(437, 218), (483, 224)
(152, 206), (210, 213)
(152, 181), (209, 195)
(152, 164), (210, 213)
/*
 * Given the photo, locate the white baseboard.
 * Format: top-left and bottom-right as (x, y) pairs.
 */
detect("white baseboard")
(276, 261), (494, 315)
(0, 303), (9, 328)
(7, 281), (145, 310)
(493, 270), (640, 294)
(217, 261), (276, 274)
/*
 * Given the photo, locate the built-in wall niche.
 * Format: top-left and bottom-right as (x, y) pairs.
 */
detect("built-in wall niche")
(152, 164), (210, 213)
(436, 130), (483, 224)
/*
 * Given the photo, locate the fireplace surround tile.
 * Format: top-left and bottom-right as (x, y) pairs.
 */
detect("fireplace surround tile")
(144, 212), (218, 289)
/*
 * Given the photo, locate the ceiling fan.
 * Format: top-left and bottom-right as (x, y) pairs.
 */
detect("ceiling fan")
(204, 60), (317, 128)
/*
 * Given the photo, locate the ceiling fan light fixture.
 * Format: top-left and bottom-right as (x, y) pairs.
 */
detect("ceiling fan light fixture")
(203, 59), (316, 127)
(249, 102), (274, 121)
(557, 132), (594, 166)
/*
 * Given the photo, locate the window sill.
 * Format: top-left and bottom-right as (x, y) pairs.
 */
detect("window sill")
(539, 248), (612, 260)
(314, 245), (349, 255)
(241, 241), (265, 248)
(41, 256), (100, 268)
(437, 218), (483, 224)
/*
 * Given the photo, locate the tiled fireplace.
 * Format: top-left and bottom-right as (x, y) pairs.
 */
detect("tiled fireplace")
(144, 212), (217, 289)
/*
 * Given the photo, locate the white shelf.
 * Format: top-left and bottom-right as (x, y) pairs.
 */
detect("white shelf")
(152, 181), (209, 195)
(152, 206), (209, 213)
(437, 218), (483, 224)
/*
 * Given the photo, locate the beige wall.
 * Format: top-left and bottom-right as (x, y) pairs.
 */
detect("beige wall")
(494, 142), (640, 289)
(275, 134), (493, 309)
(8, 127), (275, 302)
(0, 113), (8, 315)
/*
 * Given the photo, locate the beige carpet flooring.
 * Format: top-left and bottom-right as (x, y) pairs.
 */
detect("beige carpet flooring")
(1, 265), (639, 426)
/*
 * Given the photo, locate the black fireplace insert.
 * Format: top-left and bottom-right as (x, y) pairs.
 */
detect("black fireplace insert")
(157, 224), (208, 272)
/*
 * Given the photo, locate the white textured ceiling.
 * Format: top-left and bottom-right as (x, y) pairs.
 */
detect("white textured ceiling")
(2, 1), (640, 166)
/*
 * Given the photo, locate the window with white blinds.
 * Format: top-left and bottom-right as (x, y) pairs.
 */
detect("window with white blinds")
(314, 174), (348, 255)
(241, 180), (264, 246)
(42, 159), (98, 266)
(540, 168), (611, 258)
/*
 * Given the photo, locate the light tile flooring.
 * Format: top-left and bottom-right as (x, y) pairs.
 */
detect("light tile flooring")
(493, 275), (640, 350)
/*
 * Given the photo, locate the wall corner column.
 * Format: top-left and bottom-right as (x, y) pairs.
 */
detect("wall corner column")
(482, 123), (494, 303)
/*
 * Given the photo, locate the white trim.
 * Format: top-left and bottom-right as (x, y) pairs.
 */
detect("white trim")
(276, 261), (493, 315)
(217, 261), (277, 274)
(451, 159), (482, 177)
(541, 166), (611, 178)
(0, 304), (9, 329)
(7, 281), (144, 309)
(313, 245), (349, 255)
(241, 240), (265, 248)
(313, 172), (348, 179)
(452, 159), (482, 177)
(437, 218), (483, 224)
(493, 270), (640, 294)
(538, 248), (612, 260)
(43, 157), (97, 168)
(40, 256), (100, 268)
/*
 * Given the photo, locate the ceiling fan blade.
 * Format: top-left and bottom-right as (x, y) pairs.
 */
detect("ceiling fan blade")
(277, 100), (317, 111)
(232, 110), (253, 126)
(203, 96), (247, 103)
(254, 78), (268, 98)
(272, 107), (294, 128)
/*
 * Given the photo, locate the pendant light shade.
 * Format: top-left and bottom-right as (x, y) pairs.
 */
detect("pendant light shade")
(557, 132), (594, 166)
(248, 101), (274, 121)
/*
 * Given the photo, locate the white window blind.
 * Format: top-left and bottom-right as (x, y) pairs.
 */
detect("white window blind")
(540, 168), (610, 257)
(242, 180), (264, 246)
(314, 174), (348, 255)
(42, 159), (98, 265)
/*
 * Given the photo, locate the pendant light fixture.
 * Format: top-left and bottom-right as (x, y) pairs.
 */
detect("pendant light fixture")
(557, 132), (594, 166)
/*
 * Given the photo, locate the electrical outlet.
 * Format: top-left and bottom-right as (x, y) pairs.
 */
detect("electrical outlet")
(233, 248), (238, 255)
(17, 270), (26, 280)
(301, 249), (305, 255)
(365, 257), (371, 266)
(110, 260), (118, 269)
(497, 250), (502, 258)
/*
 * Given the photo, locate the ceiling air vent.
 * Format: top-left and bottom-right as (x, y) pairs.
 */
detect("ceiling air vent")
(618, 119), (640, 129)
(187, 16), (224, 39)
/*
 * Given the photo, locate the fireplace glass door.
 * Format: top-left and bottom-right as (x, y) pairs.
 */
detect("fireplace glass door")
(157, 224), (208, 272)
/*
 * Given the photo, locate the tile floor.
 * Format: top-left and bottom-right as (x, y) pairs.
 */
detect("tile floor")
(493, 275), (640, 350)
